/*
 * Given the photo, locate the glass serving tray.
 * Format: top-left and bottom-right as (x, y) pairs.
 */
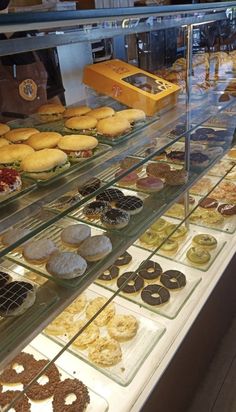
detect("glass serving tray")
(134, 217), (226, 272)
(44, 288), (165, 386)
(0, 264), (58, 354)
(0, 345), (109, 412)
(69, 170), (197, 238)
(28, 115), (160, 146)
(23, 144), (111, 186)
(203, 113), (236, 128)
(6, 218), (123, 289)
(95, 246), (201, 320)
(0, 177), (36, 208)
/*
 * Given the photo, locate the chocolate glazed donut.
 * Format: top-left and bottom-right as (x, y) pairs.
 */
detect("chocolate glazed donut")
(160, 270), (186, 289)
(138, 260), (162, 281)
(114, 251), (132, 267)
(98, 265), (119, 282)
(141, 284), (170, 306)
(117, 272), (144, 294)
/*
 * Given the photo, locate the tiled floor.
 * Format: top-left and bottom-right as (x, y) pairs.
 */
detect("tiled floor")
(188, 316), (236, 412)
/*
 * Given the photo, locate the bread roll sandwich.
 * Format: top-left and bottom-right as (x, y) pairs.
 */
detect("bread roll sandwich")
(0, 123), (10, 136)
(0, 138), (10, 148)
(37, 103), (65, 121)
(63, 106), (91, 118)
(97, 117), (131, 137)
(27, 131), (62, 150)
(21, 148), (70, 180)
(115, 109), (146, 123)
(5, 128), (39, 143)
(89, 106), (115, 120)
(58, 135), (98, 160)
(0, 144), (34, 170)
(65, 116), (97, 131)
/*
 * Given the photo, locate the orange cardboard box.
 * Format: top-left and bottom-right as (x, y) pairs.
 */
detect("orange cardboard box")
(83, 59), (180, 116)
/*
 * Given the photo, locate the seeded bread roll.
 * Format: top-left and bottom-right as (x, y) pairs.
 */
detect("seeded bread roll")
(27, 132), (62, 150)
(46, 251), (87, 279)
(115, 109), (146, 123)
(97, 117), (131, 137)
(63, 106), (91, 118)
(89, 106), (115, 120)
(0, 123), (10, 137)
(21, 148), (70, 180)
(5, 128), (39, 143)
(65, 116), (97, 130)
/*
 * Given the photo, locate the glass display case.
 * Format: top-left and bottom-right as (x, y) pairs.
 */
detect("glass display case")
(0, 3), (236, 411)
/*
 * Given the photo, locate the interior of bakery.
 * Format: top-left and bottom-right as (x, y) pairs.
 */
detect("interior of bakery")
(0, 1), (236, 412)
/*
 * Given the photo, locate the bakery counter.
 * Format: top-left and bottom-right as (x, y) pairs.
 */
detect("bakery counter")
(3, 213), (235, 412)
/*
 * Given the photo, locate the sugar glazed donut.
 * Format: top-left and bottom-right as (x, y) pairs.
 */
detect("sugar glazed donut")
(52, 378), (90, 412)
(107, 314), (138, 342)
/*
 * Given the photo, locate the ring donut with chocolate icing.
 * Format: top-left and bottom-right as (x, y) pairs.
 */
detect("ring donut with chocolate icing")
(141, 284), (170, 306)
(160, 270), (186, 289)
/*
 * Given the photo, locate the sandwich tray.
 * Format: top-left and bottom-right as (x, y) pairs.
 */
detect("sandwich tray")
(44, 288), (166, 386)
(134, 217), (226, 272)
(0, 345), (109, 412)
(6, 217), (124, 289)
(0, 263), (58, 355)
(22, 143), (111, 187)
(0, 177), (36, 208)
(95, 246), (201, 320)
(29, 115), (160, 146)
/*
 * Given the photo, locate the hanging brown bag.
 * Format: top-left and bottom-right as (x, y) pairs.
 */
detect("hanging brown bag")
(0, 51), (48, 116)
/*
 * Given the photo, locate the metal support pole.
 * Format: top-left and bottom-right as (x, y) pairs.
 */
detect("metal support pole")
(184, 23), (193, 230)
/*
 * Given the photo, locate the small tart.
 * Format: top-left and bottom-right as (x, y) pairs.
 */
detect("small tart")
(88, 337), (122, 366)
(192, 234), (217, 249)
(70, 320), (99, 349)
(86, 297), (115, 326)
(107, 314), (138, 342)
(151, 218), (169, 233)
(186, 246), (211, 265)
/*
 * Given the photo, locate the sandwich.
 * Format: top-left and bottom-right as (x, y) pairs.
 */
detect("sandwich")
(27, 131), (62, 150)
(0, 123), (10, 136)
(36, 103), (65, 122)
(21, 148), (70, 180)
(63, 106), (91, 118)
(58, 134), (98, 160)
(5, 128), (39, 143)
(115, 109), (146, 123)
(64, 116), (97, 131)
(0, 144), (34, 170)
(97, 117), (131, 137)
(89, 106), (115, 120)
(0, 138), (10, 148)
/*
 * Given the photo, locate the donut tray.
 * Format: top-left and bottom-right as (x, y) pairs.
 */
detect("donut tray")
(23, 143), (111, 187)
(44, 288), (165, 386)
(6, 217), (124, 289)
(25, 114), (160, 146)
(207, 157), (236, 178)
(134, 217), (226, 272)
(69, 171), (198, 238)
(0, 177), (36, 209)
(165, 195), (236, 234)
(0, 345), (109, 412)
(0, 263), (58, 355)
(202, 113), (236, 128)
(95, 246), (201, 320)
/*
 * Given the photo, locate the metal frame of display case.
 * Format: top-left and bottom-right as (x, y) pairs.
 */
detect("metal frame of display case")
(0, 4), (236, 411)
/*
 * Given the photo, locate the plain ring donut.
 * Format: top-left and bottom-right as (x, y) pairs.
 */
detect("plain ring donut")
(52, 378), (90, 412)
(160, 270), (186, 289)
(141, 284), (170, 306)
